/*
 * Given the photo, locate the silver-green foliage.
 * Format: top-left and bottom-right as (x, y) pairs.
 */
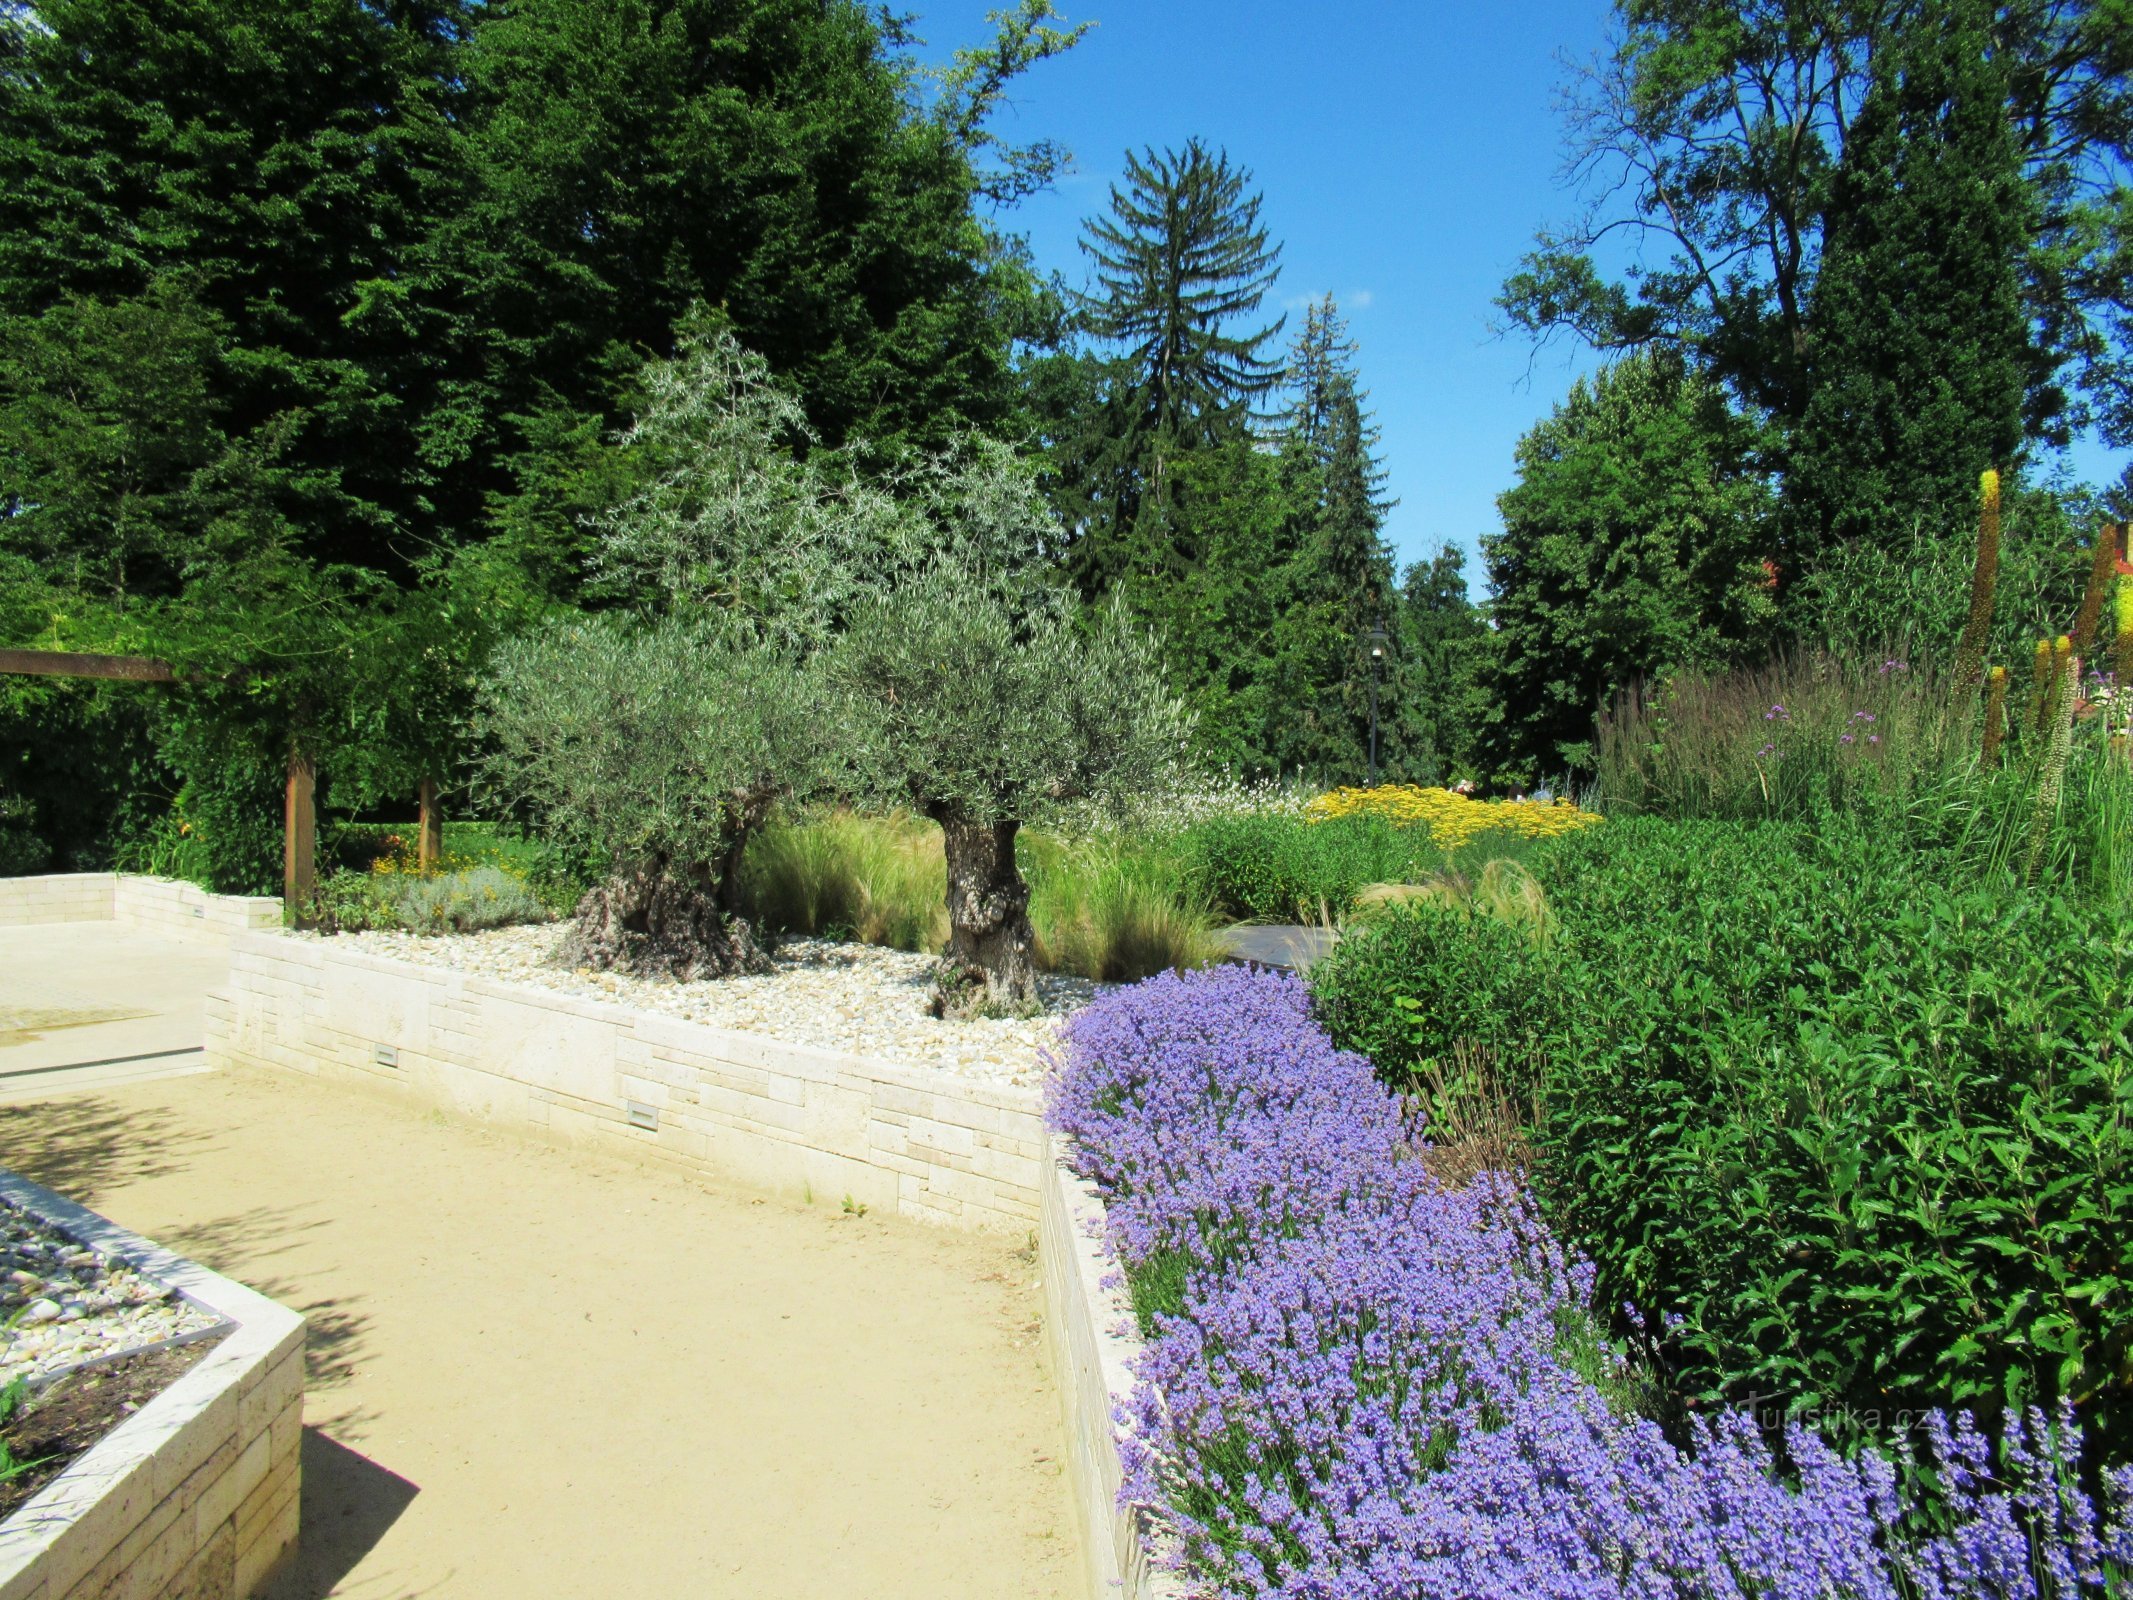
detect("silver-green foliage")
(477, 615), (831, 881)
(589, 317), (1057, 644)
(833, 565), (1191, 826)
(587, 322), (902, 644)
(394, 867), (547, 935)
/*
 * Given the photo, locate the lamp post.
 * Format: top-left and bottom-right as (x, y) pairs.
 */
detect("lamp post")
(1367, 625), (1387, 786)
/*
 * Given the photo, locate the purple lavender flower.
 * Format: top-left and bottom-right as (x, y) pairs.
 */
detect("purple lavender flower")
(1049, 968), (2131, 1600)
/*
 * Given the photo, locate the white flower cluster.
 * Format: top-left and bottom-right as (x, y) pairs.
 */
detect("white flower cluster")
(1056, 772), (1315, 838)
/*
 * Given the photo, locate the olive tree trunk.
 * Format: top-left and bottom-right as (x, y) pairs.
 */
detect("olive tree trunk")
(562, 855), (773, 981)
(930, 811), (1038, 1018)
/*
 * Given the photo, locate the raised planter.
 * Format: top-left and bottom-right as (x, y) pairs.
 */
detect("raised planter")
(1039, 1140), (1186, 1600)
(0, 875), (280, 948)
(207, 932), (1047, 1233)
(0, 1170), (304, 1600)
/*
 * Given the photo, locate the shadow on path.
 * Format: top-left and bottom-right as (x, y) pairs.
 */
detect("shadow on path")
(158, 1206), (375, 1394)
(261, 1428), (423, 1600)
(0, 1094), (209, 1207)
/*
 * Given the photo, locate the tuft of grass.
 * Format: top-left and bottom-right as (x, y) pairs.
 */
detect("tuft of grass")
(744, 810), (1222, 983)
(1351, 858), (1556, 947)
(740, 810), (947, 952)
(1023, 830), (1224, 982)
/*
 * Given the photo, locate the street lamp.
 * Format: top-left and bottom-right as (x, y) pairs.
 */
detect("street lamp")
(1367, 625), (1387, 786)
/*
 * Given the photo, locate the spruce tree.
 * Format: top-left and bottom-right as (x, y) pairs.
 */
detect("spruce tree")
(1271, 296), (1398, 781)
(1078, 140), (1286, 436)
(1065, 139), (1285, 595)
(1283, 294), (1363, 453)
(1786, 0), (2034, 562)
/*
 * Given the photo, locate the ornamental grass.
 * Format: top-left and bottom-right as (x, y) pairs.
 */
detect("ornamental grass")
(1303, 783), (1602, 849)
(1050, 966), (2133, 1600)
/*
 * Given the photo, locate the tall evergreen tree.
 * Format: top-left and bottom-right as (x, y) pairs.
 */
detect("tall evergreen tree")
(1062, 139), (1284, 596)
(1284, 293), (1362, 453)
(1384, 545), (1487, 783)
(1078, 139), (1286, 438)
(1786, 0), (2033, 561)
(1478, 350), (1777, 780)
(0, 0), (475, 572)
(1270, 297), (1399, 781)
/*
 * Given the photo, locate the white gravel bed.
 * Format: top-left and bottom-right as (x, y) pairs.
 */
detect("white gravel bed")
(305, 922), (1105, 1088)
(0, 1206), (221, 1388)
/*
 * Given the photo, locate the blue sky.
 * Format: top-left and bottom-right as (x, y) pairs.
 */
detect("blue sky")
(915, 1), (2128, 593)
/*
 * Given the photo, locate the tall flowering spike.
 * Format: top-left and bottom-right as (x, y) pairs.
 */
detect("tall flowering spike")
(2071, 524), (2121, 660)
(1982, 665), (2010, 766)
(2030, 637), (2056, 736)
(2028, 637), (2079, 879)
(2114, 557), (2133, 702)
(1954, 468), (2003, 693)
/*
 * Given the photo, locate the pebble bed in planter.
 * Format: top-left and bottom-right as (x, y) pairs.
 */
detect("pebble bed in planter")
(0, 1203), (222, 1386)
(1049, 966), (2133, 1600)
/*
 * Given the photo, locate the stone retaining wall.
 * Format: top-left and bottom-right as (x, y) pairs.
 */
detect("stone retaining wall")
(0, 875), (114, 927)
(0, 874), (280, 946)
(113, 878), (281, 946)
(206, 933), (1046, 1233)
(0, 1170), (304, 1600)
(1039, 1144), (1185, 1600)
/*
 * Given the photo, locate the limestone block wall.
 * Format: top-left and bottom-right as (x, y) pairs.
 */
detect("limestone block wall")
(0, 875), (115, 926)
(0, 873), (280, 946)
(206, 933), (1046, 1232)
(112, 878), (281, 946)
(1039, 1143), (1185, 1600)
(0, 1170), (305, 1600)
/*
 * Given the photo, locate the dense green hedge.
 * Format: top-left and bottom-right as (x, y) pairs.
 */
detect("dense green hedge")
(1310, 817), (2133, 1459)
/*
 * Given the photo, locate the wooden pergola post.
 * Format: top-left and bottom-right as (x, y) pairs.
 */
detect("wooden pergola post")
(0, 649), (315, 920)
(284, 749), (316, 918)
(418, 776), (443, 873)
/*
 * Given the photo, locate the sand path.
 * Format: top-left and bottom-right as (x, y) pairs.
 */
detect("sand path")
(0, 1066), (1081, 1598)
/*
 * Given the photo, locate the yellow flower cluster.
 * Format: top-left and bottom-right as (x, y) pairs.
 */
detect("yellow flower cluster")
(1303, 784), (1603, 850)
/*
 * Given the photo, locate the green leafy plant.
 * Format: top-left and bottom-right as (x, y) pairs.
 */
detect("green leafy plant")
(1312, 815), (2133, 1463)
(0, 1377), (51, 1484)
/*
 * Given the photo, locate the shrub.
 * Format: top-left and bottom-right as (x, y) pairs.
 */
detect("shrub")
(1182, 808), (1563, 926)
(1304, 782), (1602, 844)
(1181, 812), (1430, 922)
(309, 863), (549, 935)
(1312, 815), (2133, 1461)
(392, 866), (547, 934)
(1306, 898), (1551, 1087)
(1051, 967), (2133, 1600)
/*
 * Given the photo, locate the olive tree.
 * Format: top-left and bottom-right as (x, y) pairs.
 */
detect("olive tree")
(589, 317), (909, 644)
(832, 567), (1191, 1015)
(478, 615), (831, 979)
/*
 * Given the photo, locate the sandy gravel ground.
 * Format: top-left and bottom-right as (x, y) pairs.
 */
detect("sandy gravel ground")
(0, 1066), (1081, 1599)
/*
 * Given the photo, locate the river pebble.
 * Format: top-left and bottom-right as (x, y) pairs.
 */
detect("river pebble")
(0, 1208), (220, 1388)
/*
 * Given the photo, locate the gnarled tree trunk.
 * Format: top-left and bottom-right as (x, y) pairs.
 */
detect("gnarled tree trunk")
(930, 810), (1037, 1018)
(562, 855), (773, 981)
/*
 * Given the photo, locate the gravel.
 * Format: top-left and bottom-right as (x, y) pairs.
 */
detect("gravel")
(0, 1207), (221, 1388)
(305, 923), (1106, 1089)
